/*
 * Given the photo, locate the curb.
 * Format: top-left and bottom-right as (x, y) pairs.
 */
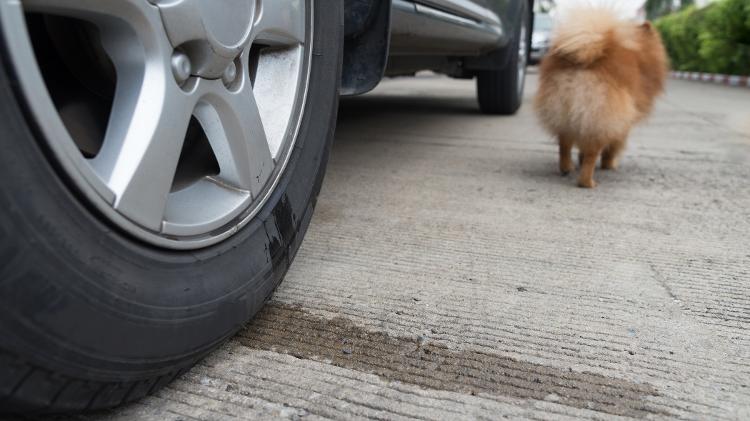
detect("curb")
(671, 71), (750, 88)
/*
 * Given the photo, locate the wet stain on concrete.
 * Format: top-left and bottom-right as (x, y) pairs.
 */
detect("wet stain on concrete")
(239, 303), (668, 418)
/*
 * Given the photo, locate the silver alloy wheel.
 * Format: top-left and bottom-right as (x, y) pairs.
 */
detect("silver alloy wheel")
(517, 17), (528, 96)
(0, 0), (312, 249)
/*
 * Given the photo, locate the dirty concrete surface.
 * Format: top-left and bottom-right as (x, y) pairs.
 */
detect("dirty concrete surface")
(76, 73), (750, 419)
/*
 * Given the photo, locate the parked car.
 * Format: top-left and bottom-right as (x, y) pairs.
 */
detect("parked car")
(0, 0), (531, 413)
(530, 12), (553, 64)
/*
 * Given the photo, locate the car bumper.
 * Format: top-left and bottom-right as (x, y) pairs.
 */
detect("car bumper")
(530, 47), (548, 62)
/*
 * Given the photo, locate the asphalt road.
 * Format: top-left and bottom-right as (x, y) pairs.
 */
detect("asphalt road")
(60, 72), (750, 420)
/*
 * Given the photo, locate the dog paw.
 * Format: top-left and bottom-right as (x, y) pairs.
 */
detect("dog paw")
(560, 165), (575, 176)
(560, 161), (576, 176)
(577, 178), (597, 188)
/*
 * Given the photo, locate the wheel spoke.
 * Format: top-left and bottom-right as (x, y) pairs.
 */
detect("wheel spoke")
(91, 63), (196, 231)
(252, 0), (305, 46)
(196, 82), (274, 199)
(30, 0), (193, 231)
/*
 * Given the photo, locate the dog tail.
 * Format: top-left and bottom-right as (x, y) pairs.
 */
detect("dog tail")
(550, 7), (639, 65)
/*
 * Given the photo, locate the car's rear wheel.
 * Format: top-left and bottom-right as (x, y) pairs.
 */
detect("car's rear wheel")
(476, 1), (530, 115)
(0, 0), (342, 413)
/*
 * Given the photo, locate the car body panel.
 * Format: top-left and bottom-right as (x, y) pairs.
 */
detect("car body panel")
(418, 0), (503, 26)
(530, 12), (552, 64)
(389, 0), (503, 56)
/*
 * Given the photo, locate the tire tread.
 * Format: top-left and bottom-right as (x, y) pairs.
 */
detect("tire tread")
(0, 348), (185, 414)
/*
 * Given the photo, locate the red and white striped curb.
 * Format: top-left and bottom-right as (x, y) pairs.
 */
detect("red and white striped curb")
(671, 71), (750, 88)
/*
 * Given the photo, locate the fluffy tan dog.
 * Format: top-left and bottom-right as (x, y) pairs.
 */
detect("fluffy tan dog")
(534, 8), (668, 188)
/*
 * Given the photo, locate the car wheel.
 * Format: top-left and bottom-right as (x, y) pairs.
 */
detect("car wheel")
(476, 1), (530, 115)
(0, 0), (342, 413)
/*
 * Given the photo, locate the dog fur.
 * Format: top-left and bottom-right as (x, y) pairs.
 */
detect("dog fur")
(534, 8), (668, 188)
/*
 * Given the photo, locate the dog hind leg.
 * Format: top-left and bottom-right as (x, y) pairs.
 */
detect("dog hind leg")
(559, 135), (575, 175)
(602, 139), (626, 170)
(578, 146), (603, 188)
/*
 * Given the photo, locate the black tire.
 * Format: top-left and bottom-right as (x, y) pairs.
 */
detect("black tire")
(476, 1), (530, 115)
(0, 1), (343, 415)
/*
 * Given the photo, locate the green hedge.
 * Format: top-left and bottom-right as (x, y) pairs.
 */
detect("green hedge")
(655, 0), (750, 75)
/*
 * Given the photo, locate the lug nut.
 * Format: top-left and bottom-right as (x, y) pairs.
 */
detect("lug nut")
(222, 61), (238, 86)
(171, 51), (192, 85)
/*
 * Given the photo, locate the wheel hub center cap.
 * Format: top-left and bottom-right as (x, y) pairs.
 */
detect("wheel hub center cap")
(150, 0), (258, 78)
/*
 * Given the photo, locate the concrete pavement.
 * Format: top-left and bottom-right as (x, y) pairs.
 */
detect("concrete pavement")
(85, 72), (750, 420)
